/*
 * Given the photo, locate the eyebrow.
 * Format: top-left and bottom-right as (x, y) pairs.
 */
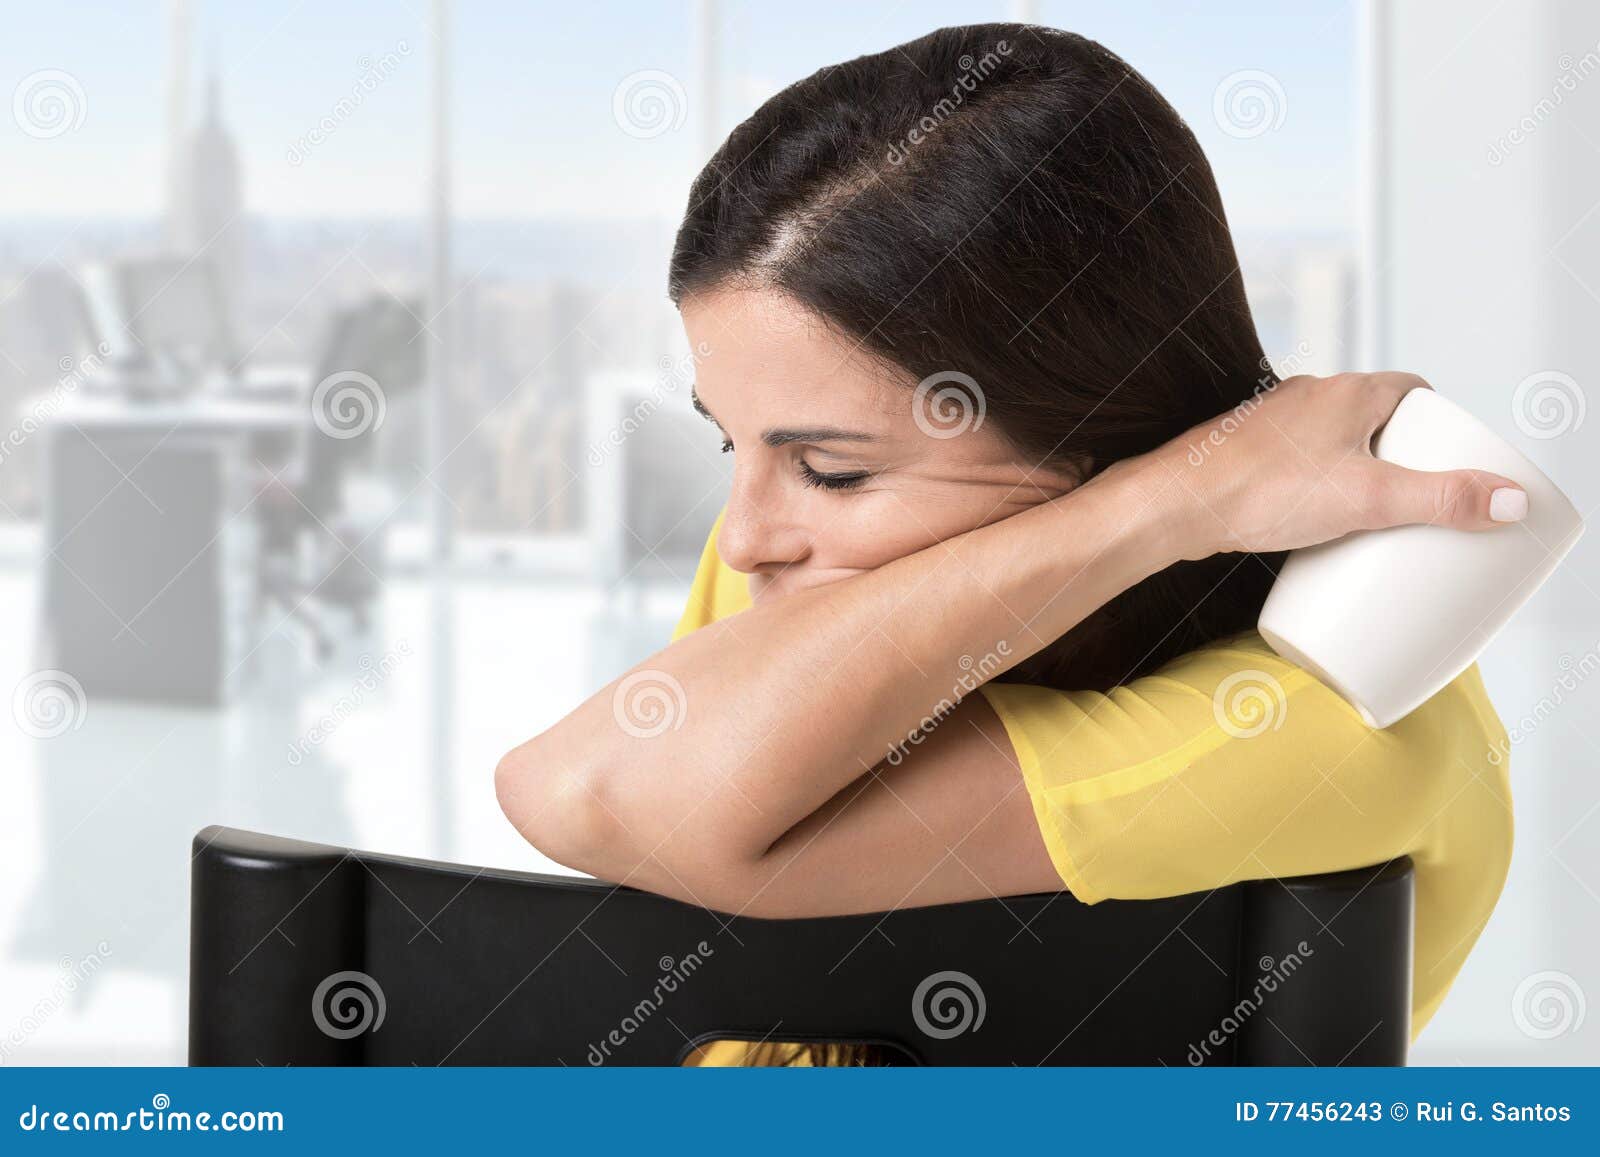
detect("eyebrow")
(692, 389), (880, 447)
(761, 427), (877, 447)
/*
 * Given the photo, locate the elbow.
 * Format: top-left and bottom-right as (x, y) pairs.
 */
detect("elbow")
(493, 734), (769, 909)
(494, 737), (619, 876)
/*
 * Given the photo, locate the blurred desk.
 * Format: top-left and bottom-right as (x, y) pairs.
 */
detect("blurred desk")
(41, 392), (306, 431)
(33, 390), (313, 706)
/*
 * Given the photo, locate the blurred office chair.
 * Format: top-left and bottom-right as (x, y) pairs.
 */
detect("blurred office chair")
(189, 826), (1413, 1066)
(257, 297), (423, 653)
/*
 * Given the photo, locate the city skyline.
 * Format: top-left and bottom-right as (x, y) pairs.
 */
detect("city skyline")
(1, 0), (1362, 539)
(1, 0), (1359, 232)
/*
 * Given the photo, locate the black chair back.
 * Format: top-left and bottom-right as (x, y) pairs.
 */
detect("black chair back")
(189, 826), (1412, 1066)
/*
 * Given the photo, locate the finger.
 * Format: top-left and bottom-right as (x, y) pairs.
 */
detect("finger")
(1366, 371), (1432, 396)
(1363, 463), (1527, 531)
(1359, 373), (1431, 433)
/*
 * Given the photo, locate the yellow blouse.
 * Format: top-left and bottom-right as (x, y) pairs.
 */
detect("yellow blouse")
(675, 512), (1513, 1057)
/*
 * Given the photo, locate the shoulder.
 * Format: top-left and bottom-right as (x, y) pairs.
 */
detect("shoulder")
(979, 631), (1512, 928)
(979, 630), (1508, 800)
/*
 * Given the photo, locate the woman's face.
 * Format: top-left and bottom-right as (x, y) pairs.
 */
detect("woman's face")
(681, 287), (1079, 603)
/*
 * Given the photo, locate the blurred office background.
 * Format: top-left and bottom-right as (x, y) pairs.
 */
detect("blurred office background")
(0, 0), (1593, 1064)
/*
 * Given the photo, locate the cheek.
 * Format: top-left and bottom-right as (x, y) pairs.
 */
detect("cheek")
(809, 491), (976, 569)
(810, 477), (1055, 569)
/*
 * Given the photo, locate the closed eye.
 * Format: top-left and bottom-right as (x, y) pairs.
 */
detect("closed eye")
(798, 461), (871, 491)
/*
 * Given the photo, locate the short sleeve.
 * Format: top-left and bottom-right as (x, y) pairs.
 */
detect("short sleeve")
(978, 633), (1513, 1035)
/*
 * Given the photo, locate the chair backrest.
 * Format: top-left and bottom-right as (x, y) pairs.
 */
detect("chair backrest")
(300, 297), (424, 517)
(189, 826), (1412, 1066)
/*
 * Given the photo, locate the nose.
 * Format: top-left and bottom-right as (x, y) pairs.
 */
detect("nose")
(716, 470), (809, 575)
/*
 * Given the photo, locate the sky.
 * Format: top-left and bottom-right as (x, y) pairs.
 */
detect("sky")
(0, 0), (1360, 236)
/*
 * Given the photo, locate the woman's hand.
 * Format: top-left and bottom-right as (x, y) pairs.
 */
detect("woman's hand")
(1140, 372), (1528, 561)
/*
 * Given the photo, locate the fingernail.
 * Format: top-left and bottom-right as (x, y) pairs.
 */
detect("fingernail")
(1490, 488), (1528, 522)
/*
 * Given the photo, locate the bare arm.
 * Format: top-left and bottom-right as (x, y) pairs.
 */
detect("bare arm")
(495, 374), (1524, 914)
(496, 458), (1174, 910)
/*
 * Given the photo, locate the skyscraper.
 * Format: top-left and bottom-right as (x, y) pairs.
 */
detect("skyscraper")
(169, 64), (245, 343)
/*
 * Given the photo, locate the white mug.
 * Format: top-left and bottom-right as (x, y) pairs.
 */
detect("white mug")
(1257, 387), (1584, 729)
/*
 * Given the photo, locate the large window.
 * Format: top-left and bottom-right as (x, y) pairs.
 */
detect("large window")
(0, 1), (1357, 566)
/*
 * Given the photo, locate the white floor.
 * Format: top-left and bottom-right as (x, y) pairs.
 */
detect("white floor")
(0, 567), (688, 1064)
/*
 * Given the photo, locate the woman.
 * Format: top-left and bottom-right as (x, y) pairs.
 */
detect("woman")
(496, 25), (1520, 1063)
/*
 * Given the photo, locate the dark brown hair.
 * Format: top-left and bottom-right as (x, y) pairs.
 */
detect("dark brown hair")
(671, 23), (1285, 698)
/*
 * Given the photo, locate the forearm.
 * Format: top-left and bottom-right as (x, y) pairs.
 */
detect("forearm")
(497, 454), (1188, 883)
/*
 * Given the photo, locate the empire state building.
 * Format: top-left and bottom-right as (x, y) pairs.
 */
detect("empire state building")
(168, 69), (245, 342)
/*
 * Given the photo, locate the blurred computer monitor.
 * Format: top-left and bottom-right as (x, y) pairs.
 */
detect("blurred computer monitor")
(83, 255), (236, 388)
(585, 369), (730, 586)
